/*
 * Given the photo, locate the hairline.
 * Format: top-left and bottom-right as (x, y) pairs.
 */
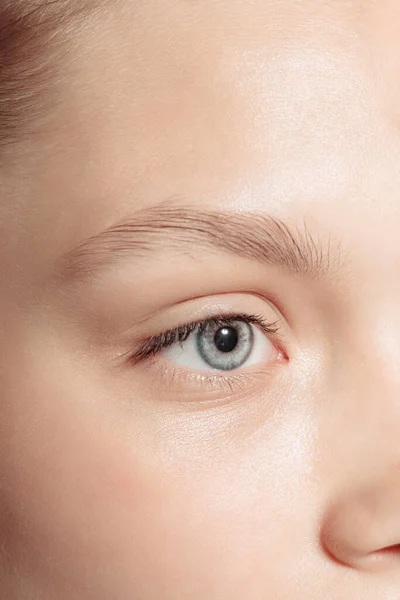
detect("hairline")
(0, 0), (104, 154)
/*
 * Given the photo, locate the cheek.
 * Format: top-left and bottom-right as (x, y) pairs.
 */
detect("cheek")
(0, 381), (238, 597)
(0, 361), (167, 595)
(0, 335), (317, 598)
(0, 339), (151, 592)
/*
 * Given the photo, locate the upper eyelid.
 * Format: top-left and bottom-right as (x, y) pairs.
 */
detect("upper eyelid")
(156, 313), (280, 339)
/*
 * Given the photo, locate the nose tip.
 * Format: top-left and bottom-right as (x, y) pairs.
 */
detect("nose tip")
(320, 476), (400, 572)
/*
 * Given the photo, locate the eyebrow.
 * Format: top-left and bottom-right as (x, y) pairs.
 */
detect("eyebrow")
(57, 204), (343, 282)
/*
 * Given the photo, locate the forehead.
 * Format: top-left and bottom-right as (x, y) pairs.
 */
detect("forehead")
(64, 1), (400, 190)
(3, 0), (400, 279)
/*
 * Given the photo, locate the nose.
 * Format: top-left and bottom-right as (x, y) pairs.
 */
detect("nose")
(321, 472), (400, 571)
(318, 316), (400, 575)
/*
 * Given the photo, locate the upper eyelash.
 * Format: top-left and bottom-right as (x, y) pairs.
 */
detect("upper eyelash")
(129, 312), (280, 364)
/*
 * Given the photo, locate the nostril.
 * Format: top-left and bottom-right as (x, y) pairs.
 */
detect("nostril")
(378, 544), (400, 556)
(369, 544), (400, 567)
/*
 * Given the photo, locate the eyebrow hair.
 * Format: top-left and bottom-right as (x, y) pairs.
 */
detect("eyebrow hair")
(57, 204), (343, 282)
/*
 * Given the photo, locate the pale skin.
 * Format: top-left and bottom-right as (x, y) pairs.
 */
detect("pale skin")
(1, 0), (400, 598)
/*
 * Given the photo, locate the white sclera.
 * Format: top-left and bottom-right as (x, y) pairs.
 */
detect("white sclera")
(160, 321), (276, 373)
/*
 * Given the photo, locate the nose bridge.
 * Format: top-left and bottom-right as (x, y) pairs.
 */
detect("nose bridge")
(336, 329), (400, 476)
(342, 300), (400, 442)
(322, 366), (400, 494)
(319, 298), (400, 475)
(353, 361), (400, 451)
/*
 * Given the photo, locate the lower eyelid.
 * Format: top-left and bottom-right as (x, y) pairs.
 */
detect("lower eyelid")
(133, 345), (286, 399)
(142, 360), (281, 406)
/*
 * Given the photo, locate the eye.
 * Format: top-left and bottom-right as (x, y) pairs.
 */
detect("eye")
(160, 318), (278, 373)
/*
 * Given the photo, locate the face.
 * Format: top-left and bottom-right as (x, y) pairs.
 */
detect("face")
(1, 0), (400, 598)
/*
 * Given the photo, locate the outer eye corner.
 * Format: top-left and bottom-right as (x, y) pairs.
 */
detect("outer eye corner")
(274, 340), (289, 364)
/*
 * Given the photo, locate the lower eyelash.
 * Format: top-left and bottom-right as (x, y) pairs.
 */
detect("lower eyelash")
(147, 358), (277, 407)
(129, 312), (280, 365)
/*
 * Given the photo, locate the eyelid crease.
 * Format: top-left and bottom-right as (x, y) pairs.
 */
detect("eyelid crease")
(128, 312), (280, 364)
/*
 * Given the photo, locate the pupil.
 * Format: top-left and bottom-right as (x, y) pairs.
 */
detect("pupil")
(214, 327), (239, 353)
